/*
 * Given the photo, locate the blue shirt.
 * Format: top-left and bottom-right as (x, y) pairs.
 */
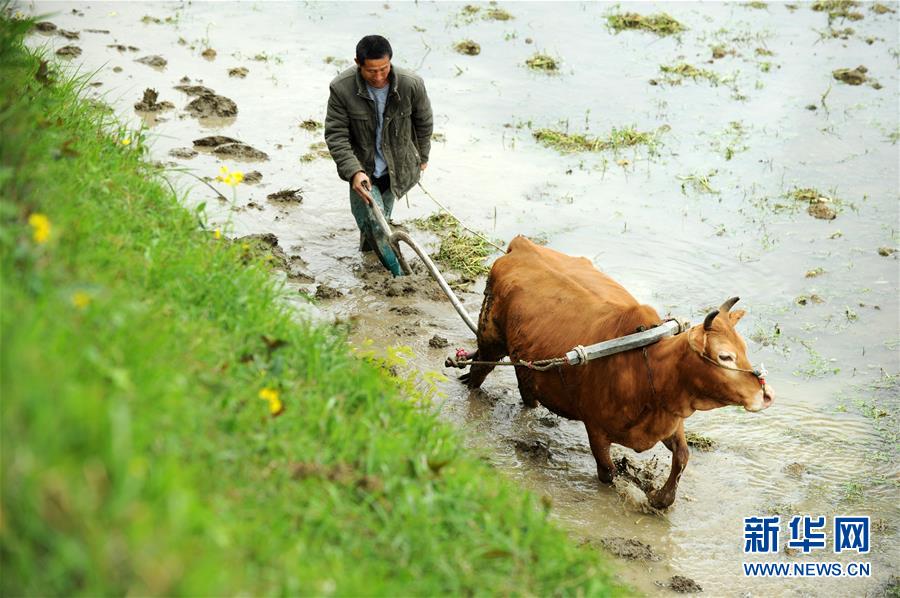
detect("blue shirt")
(367, 83), (390, 177)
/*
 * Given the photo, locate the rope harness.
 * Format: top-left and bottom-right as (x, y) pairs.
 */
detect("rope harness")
(446, 317), (768, 390)
(444, 318), (689, 371)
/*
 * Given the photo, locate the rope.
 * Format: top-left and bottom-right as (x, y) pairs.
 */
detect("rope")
(416, 182), (506, 253)
(687, 335), (767, 386)
(445, 350), (569, 371)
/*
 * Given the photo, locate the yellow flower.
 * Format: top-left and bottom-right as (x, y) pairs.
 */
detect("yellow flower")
(216, 166), (243, 187)
(71, 291), (92, 310)
(214, 228), (222, 240)
(120, 137), (131, 146)
(259, 387), (284, 416)
(241, 242), (250, 251)
(28, 213), (51, 244)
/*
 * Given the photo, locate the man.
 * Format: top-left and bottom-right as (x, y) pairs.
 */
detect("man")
(324, 35), (433, 276)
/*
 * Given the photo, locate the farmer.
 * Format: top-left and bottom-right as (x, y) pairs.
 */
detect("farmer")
(324, 34), (433, 276)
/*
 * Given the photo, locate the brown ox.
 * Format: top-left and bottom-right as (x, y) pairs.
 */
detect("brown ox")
(464, 236), (775, 508)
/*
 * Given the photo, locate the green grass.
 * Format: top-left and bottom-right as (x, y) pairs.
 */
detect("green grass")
(0, 16), (626, 596)
(533, 125), (663, 155)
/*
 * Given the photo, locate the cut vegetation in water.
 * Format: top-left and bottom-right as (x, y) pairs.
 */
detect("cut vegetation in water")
(533, 125), (664, 155)
(412, 213), (497, 277)
(525, 53), (559, 72)
(657, 62), (729, 86)
(606, 11), (685, 36)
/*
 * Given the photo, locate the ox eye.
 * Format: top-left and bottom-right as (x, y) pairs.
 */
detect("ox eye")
(718, 353), (734, 362)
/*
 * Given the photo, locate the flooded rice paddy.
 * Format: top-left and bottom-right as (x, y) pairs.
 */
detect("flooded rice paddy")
(23, 1), (899, 595)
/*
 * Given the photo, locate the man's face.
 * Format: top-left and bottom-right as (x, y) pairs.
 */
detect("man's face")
(356, 56), (391, 89)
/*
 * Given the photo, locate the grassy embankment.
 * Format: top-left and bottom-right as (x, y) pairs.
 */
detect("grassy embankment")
(0, 16), (627, 596)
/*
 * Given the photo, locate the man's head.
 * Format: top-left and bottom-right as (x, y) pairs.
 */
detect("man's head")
(355, 35), (392, 89)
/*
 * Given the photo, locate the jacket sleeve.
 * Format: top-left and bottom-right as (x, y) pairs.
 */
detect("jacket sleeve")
(411, 81), (433, 164)
(324, 85), (362, 182)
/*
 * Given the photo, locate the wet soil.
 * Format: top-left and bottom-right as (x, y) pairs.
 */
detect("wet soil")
(168, 147), (197, 159)
(228, 66), (248, 78)
(665, 575), (703, 593)
(135, 54), (166, 68)
(212, 143), (267, 161)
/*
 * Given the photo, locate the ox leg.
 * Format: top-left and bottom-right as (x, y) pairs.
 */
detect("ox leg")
(461, 343), (505, 389)
(586, 426), (616, 484)
(648, 422), (690, 509)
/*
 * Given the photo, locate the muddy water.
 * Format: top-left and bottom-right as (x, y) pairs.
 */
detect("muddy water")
(25, 1), (898, 595)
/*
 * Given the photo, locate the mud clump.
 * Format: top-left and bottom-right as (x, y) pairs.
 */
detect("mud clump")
(213, 143), (268, 161)
(186, 93), (238, 118)
(135, 55), (167, 68)
(599, 537), (661, 561)
(791, 187), (839, 220)
(243, 170), (263, 184)
(201, 48), (217, 60)
(193, 135), (241, 148)
(58, 29), (79, 40)
(228, 66), (248, 78)
(108, 44), (139, 52)
(389, 305), (422, 316)
(235, 233), (311, 282)
(267, 188), (303, 203)
(429, 335), (449, 348)
(808, 202), (837, 220)
(665, 575), (703, 593)
(34, 21), (58, 33)
(175, 84), (217, 97)
(56, 45), (82, 57)
(315, 285), (344, 300)
(454, 40), (481, 55)
(134, 88), (174, 112)
(168, 147), (197, 159)
(300, 141), (331, 162)
(795, 294), (824, 305)
(832, 65), (867, 85)
(877, 246), (897, 256)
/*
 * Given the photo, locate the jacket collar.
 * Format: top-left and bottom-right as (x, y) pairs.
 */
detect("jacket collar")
(355, 66), (400, 100)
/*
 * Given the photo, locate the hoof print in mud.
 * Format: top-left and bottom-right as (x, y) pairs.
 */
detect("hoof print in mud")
(513, 438), (552, 463)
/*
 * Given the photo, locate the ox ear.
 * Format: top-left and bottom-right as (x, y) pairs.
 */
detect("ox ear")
(728, 309), (746, 325)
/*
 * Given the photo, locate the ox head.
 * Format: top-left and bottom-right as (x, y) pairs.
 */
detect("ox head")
(688, 297), (775, 413)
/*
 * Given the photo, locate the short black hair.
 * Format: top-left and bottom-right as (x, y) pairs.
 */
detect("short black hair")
(356, 35), (393, 64)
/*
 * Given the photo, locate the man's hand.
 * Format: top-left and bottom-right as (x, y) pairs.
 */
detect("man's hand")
(420, 162), (428, 172)
(351, 171), (373, 205)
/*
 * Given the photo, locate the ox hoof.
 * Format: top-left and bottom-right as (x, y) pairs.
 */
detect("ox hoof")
(597, 468), (616, 485)
(648, 490), (675, 510)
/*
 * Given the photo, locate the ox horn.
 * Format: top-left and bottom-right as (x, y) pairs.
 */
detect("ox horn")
(719, 296), (740, 314)
(703, 309), (720, 331)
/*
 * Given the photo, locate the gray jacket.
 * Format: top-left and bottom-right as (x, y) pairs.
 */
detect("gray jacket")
(324, 66), (433, 198)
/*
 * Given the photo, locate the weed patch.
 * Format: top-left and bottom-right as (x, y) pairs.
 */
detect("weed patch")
(533, 125), (664, 155)
(606, 12), (685, 36)
(411, 213), (496, 277)
(525, 53), (559, 72)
